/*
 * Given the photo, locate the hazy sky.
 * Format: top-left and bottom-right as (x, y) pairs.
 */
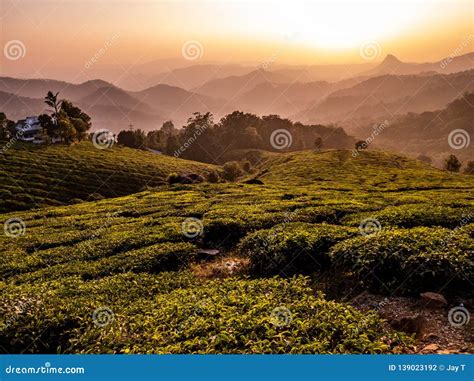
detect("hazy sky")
(1, 0), (473, 81)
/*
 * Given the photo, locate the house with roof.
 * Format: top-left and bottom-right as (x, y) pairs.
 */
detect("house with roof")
(15, 116), (45, 143)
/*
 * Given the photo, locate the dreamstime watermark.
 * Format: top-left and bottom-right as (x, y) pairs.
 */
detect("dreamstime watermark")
(447, 305), (470, 327)
(270, 129), (292, 150)
(1, 298), (36, 331)
(440, 34), (474, 69)
(84, 32), (120, 69)
(92, 129), (115, 149)
(174, 124), (208, 157)
(92, 306), (115, 327)
(352, 120), (389, 157)
(5, 363), (85, 375)
(4, 217), (26, 237)
(270, 306), (292, 327)
(3, 40), (26, 60)
(0, 126), (26, 154)
(448, 129), (470, 150)
(359, 40), (381, 61)
(181, 40), (204, 61)
(359, 218), (382, 236)
(181, 217), (204, 238)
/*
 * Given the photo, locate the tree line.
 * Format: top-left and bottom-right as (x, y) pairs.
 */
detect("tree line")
(117, 111), (354, 163)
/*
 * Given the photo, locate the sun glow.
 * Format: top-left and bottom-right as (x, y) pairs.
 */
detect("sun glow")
(231, 0), (447, 50)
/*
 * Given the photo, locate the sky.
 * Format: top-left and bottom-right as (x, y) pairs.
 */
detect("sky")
(0, 0), (473, 81)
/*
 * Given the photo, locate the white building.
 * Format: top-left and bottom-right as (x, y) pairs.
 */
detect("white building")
(15, 116), (45, 143)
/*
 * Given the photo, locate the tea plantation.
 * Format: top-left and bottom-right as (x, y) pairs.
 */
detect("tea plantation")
(0, 141), (216, 213)
(1, 148), (473, 353)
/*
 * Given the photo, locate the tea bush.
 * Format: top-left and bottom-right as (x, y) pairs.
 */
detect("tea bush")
(239, 223), (357, 275)
(330, 227), (474, 295)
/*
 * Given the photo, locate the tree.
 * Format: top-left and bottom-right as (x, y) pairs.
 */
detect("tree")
(117, 129), (146, 149)
(44, 91), (62, 123)
(355, 140), (367, 151)
(160, 120), (176, 135)
(165, 134), (180, 156)
(444, 154), (462, 172)
(147, 130), (161, 150)
(0, 113), (15, 140)
(243, 127), (263, 149)
(61, 100), (91, 140)
(314, 136), (323, 152)
(464, 161), (474, 174)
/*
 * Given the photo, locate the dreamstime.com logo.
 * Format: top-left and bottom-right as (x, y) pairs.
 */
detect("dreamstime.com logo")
(181, 40), (204, 61)
(270, 129), (292, 150)
(448, 129), (470, 150)
(5, 362), (85, 375)
(92, 306), (115, 327)
(92, 129), (115, 149)
(3, 40), (26, 60)
(359, 40), (381, 61)
(4, 217), (26, 237)
(270, 306), (292, 327)
(181, 217), (204, 238)
(359, 218), (382, 236)
(448, 305), (470, 327)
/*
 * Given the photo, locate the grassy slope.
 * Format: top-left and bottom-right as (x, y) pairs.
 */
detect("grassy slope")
(1, 149), (473, 353)
(252, 149), (471, 189)
(0, 141), (217, 212)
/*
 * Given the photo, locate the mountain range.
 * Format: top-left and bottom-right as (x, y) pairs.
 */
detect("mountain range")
(0, 53), (473, 134)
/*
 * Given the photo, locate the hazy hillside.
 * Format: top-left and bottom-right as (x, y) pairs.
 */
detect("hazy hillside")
(145, 64), (253, 90)
(133, 84), (229, 121)
(300, 70), (474, 125)
(0, 141), (217, 212)
(195, 69), (290, 99)
(373, 93), (474, 165)
(363, 53), (474, 77)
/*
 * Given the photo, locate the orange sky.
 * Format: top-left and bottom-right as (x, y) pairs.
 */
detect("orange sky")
(0, 0), (473, 80)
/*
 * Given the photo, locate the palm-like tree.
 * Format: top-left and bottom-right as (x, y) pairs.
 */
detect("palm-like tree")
(44, 91), (62, 124)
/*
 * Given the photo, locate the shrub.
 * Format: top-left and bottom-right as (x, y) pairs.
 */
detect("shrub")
(242, 160), (252, 173)
(444, 154), (461, 172)
(238, 223), (357, 275)
(206, 171), (220, 183)
(330, 227), (474, 295)
(222, 161), (243, 181)
(464, 161), (474, 174)
(166, 172), (180, 184)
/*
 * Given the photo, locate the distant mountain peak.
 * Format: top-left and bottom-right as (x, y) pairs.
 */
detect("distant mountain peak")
(381, 54), (402, 65)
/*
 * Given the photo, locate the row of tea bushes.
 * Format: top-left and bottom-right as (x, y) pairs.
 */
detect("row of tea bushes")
(0, 273), (410, 354)
(238, 223), (473, 295)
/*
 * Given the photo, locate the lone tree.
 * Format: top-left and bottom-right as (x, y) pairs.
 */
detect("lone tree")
(464, 161), (474, 174)
(444, 154), (462, 172)
(355, 140), (367, 151)
(314, 136), (323, 152)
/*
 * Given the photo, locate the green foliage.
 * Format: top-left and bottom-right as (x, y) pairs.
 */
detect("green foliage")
(445, 154), (462, 172)
(330, 227), (474, 295)
(239, 223), (357, 275)
(342, 204), (470, 229)
(222, 161), (243, 181)
(0, 273), (410, 354)
(0, 141), (216, 213)
(464, 161), (474, 174)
